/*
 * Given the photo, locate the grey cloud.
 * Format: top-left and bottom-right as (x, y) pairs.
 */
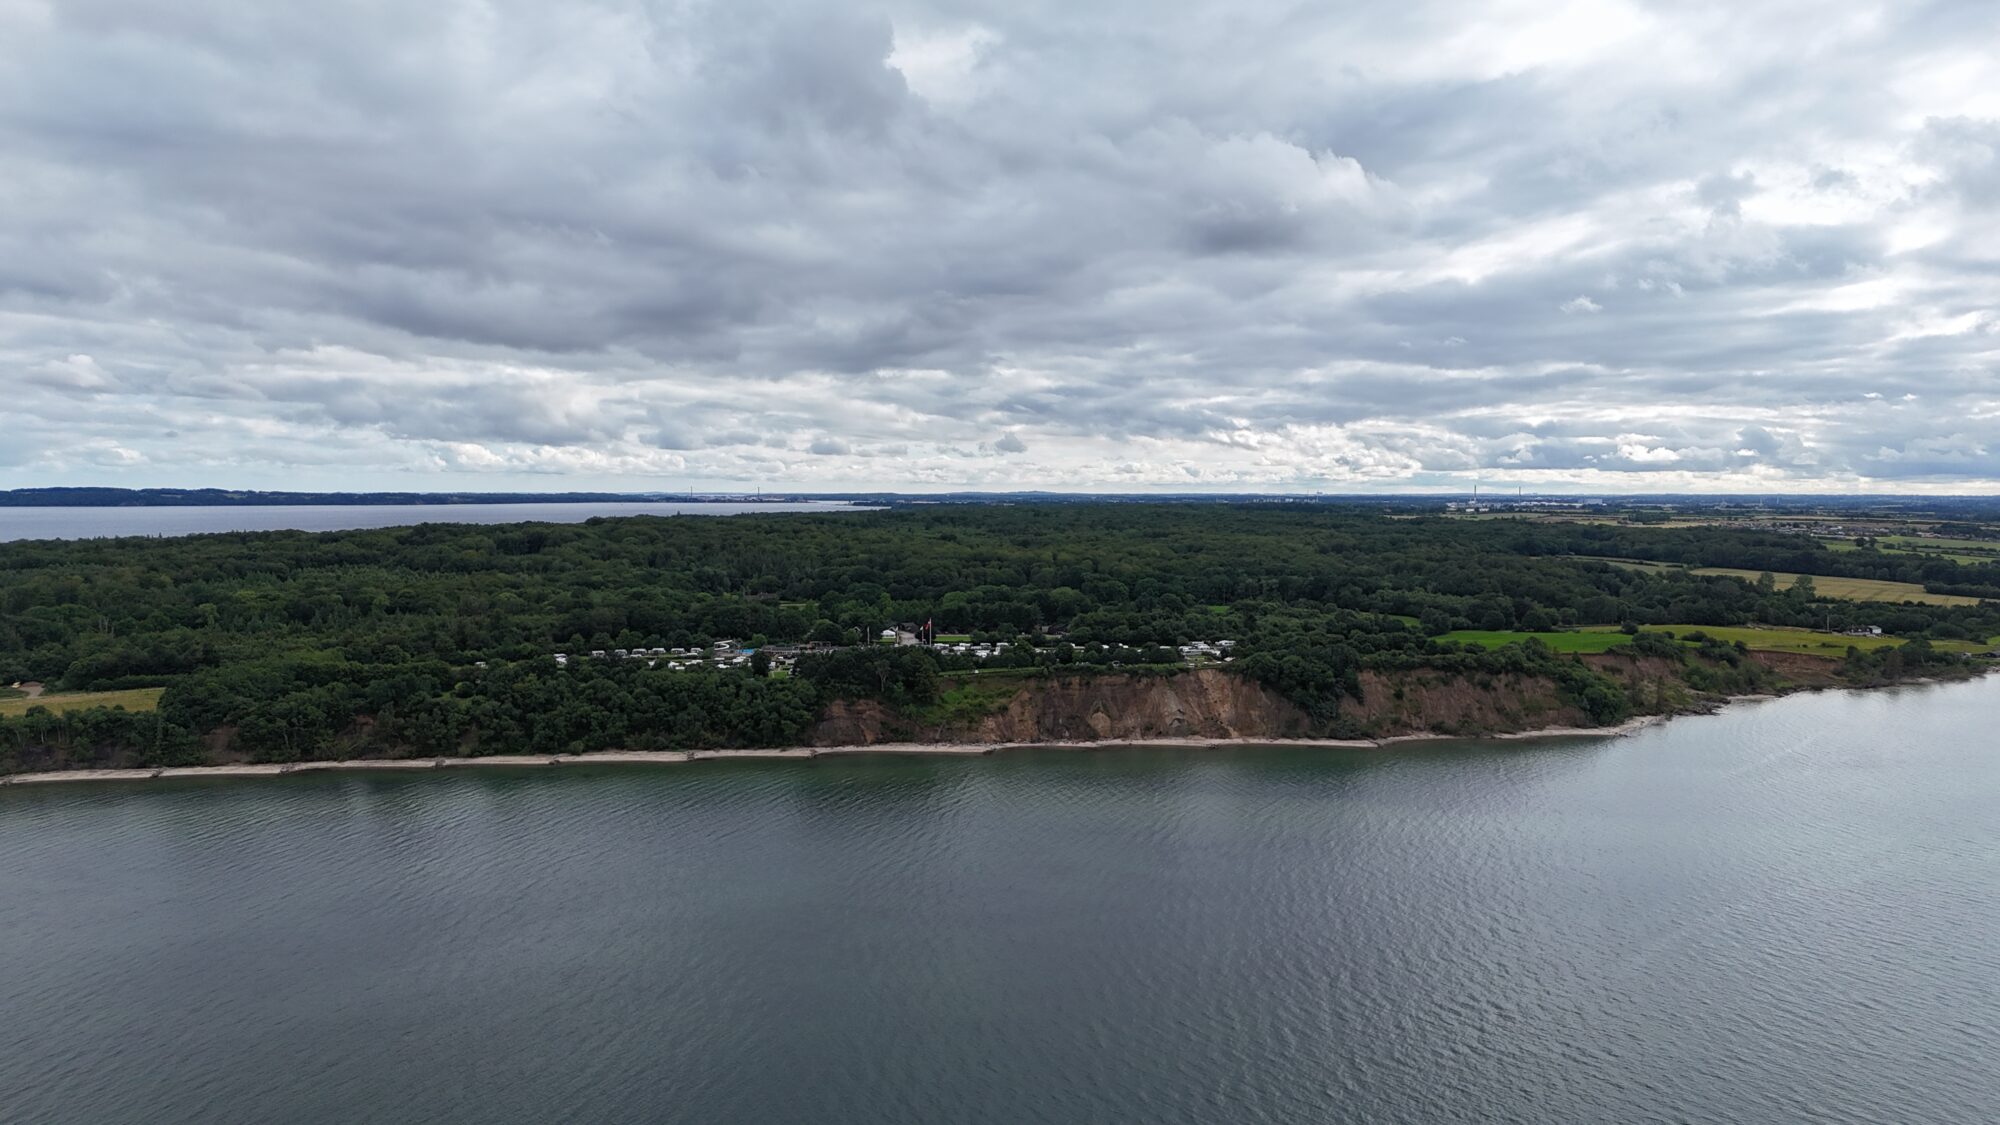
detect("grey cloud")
(1696, 172), (1758, 219)
(1735, 426), (1783, 457)
(1917, 117), (2000, 208)
(4, 0), (2000, 490)
(650, 421), (701, 450)
(23, 353), (119, 394)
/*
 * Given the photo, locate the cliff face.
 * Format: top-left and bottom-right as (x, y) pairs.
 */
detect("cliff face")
(1344, 669), (1590, 736)
(811, 666), (1618, 745)
(966, 670), (1317, 742)
(812, 698), (895, 746)
(805, 648), (1874, 749)
(811, 669), (1315, 745)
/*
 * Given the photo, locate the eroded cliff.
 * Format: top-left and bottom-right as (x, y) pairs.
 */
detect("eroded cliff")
(810, 664), (1654, 745)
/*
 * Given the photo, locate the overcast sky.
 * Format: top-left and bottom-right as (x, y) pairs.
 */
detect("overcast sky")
(4, 0), (1999, 493)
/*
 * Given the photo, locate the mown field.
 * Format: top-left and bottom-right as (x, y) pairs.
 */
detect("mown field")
(1448, 626), (1994, 658)
(1689, 568), (1984, 606)
(1566, 553), (1989, 605)
(1881, 535), (2000, 553)
(1580, 625), (1995, 656)
(0, 687), (166, 718)
(1439, 630), (1638, 653)
(1820, 539), (1997, 565)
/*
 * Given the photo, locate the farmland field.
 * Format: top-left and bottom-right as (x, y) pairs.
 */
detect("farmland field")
(1820, 538), (1998, 564)
(1881, 535), (2000, 553)
(1449, 625), (1995, 657)
(1690, 568), (1984, 606)
(1578, 625), (1994, 656)
(0, 687), (166, 718)
(1439, 630), (1637, 653)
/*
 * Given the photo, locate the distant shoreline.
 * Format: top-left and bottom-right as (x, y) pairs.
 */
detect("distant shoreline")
(0, 716), (1669, 787)
(0, 488), (865, 508)
(0, 500), (878, 546)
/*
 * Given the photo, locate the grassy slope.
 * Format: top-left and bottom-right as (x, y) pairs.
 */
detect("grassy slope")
(0, 687), (166, 718)
(903, 676), (1025, 726)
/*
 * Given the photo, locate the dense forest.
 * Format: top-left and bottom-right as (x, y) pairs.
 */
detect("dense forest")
(3, 505), (1993, 772)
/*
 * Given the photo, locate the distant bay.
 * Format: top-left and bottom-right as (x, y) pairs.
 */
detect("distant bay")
(0, 501), (870, 543)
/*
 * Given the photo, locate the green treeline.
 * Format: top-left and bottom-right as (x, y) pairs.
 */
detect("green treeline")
(3, 506), (1993, 772)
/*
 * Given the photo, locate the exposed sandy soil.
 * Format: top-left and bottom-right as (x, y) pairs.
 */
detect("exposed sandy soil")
(1742, 650), (1847, 687)
(814, 670), (1316, 745)
(1345, 669), (1587, 738)
(813, 670), (1317, 744)
(815, 666), (1611, 745)
(967, 670), (1318, 742)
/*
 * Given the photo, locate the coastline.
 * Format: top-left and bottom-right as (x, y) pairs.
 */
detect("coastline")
(10, 667), (1993, 789)
(0, 715), (1674, 788)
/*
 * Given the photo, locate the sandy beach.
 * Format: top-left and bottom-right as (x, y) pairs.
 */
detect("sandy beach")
(0, 715), (1673, 787)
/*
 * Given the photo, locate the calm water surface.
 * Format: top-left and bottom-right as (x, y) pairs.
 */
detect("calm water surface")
(3, 680), (1997, 1123)
(0, 501), (866, 542)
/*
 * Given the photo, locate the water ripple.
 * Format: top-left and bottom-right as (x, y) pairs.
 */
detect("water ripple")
(4, 679), (1999, 1123)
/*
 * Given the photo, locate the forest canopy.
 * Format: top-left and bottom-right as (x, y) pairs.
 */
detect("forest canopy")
(3, 505), (1993, 771)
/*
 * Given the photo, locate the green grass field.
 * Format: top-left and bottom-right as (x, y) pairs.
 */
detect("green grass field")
(1578, 625), (1994, 656)
(1449, 625), (1994, 657)
(1439, 630), (1638, 653)
(1889, 550), (1991, 565)
(0, 687), (166, 717)
(1821, 538), (1995, 564)
(1881, 535), (2000, 553)
(1690, 568), (1983, 606)
(1564, 554), (1988, 605)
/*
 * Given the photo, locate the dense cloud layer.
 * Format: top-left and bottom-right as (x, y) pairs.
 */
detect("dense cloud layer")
(3, 0), (1998, 491)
